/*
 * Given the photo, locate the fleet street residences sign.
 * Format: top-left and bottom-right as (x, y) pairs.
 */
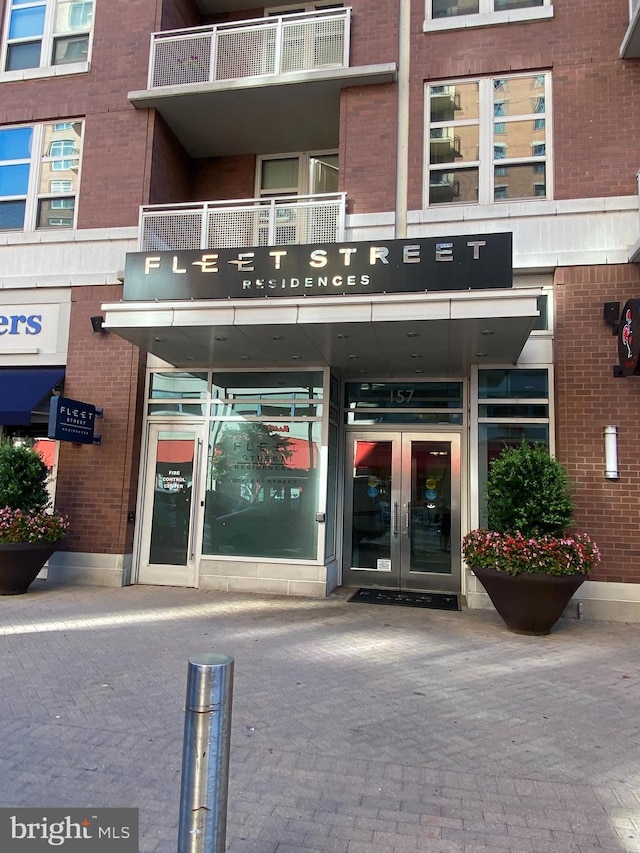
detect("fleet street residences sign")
(123, 234), (513, 301)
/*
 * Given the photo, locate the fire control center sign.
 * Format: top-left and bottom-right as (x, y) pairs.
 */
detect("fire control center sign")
(123, 233), (512, 301)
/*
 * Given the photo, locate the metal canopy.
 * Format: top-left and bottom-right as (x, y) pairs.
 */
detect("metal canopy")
(101, 291), (540, 378)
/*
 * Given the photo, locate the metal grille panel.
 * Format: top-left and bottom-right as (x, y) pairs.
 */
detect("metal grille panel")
(206, 208), (262, 249)
(280, 18), (345, 73)
(215, 27), (277, 80)
(142, 213), (203, 252)
(140, 195), (345, 251)
(152, 35), (212, 87)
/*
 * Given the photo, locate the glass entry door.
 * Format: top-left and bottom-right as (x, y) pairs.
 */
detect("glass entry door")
(343, 432), (461, 593)
(137, 423), (205, 586)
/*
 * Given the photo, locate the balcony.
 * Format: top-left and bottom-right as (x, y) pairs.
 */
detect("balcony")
(621, 0), (640, 57)
(128, 9), (396, 157)
(139, 192), (347, 252)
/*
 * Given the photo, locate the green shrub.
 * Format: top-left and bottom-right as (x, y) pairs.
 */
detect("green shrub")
(486, 441), (574, 537)
(0, 441), (50, 515)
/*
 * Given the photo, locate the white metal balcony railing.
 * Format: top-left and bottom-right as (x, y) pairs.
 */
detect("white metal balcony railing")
(148, 9), (351, 89)
(140, 193), (347, 252)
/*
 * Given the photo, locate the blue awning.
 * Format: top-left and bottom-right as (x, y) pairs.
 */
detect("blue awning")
(0, 367), (65, 426)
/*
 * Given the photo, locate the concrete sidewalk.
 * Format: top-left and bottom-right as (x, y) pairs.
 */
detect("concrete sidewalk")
(1, 581), (640, 852)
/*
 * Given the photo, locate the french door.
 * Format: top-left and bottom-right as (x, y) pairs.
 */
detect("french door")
(137, 423), (205, 586)
(343, 432), (461, 593)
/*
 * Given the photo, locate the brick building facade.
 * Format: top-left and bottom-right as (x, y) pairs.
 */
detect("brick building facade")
(1, 0), (639, 620)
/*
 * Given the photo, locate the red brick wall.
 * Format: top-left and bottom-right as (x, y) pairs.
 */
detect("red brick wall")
(555, 264), (640, 584)
(192, 155), (257, 200)
(405, 0), (640, 211)
(55, 285), (146, 555)
(148, 114), (193, 206)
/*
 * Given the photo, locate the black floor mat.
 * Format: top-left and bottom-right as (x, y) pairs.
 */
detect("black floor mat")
(348, 588), (460, 611)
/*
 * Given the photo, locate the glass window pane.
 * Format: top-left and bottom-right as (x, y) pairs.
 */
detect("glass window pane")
(346, 382), (463, 409)
(149, 372), (208, 399)
(212, 371), (323, 399)
(0, 127), (33, 161)
(37, 197), (75, 228)
(478, 404), (549, 418)
(0, 200), (26, 230)
(493, 163), (546, 201)
(149, 430), (196, 566)
(6, 41), (42, 70)
(495, 119), (545, 159)
(261, 158), (299, 192)
(477, 424), (549, 527)
(429, 168), (478, 204)
(494, 74), (545, 115)
(432, 0), (479, 17)
(147, 403), (207, 416)
(430, 82), (478, 121)
(203, 420), (320, 559)
(55, 1), (93, 33)
(8, 6), (45, 39)
(478, 369), (548, 399)
(495, 0), (543, 9)
(53, 35), (89, 64)
(0, 164), (30, 196)
(430, 124), (478, 164)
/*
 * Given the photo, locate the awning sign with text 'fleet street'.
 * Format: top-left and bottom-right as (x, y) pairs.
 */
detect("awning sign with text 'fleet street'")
(123, 233), (513, 301)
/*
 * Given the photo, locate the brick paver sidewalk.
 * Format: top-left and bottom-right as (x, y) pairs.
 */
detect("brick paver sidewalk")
(1, 581), (639, 852)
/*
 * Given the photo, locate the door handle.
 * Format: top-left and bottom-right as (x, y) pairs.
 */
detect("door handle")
(405, 501), (411, 536)
(188, 437), (203, 561)
(393, 501), (399, 537)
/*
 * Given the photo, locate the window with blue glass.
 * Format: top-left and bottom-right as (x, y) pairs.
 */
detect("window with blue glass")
(0, 120), (82, 231)
(2, 0), (94, 73)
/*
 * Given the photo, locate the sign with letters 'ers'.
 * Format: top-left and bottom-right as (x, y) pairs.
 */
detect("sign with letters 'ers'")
(123, 233), (513, 301)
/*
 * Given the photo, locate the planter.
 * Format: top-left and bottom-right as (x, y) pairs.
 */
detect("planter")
(472, 565), (587, 635)
(0, 542), (57, 595)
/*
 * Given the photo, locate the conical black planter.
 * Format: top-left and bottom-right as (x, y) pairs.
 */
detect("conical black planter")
(0, 543), (56, 595)
(472, 566), (587, 635)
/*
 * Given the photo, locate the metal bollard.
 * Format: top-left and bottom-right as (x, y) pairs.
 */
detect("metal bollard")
(177, 653), (234, 853)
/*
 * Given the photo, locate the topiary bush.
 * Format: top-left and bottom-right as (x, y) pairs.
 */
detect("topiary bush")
(486, 440), (574, 537)
(0, 441), (50, 515)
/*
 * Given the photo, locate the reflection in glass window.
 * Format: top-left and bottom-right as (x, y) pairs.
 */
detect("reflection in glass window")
(427, 72), (550, 205)
(149, 372), (208, 399)
(202, 420), (320, 559)
(478, 369), (548, 399)
(4, 0), (94, 72)
(212, 371), (323, 400)
(432, 0), (544, 17)
(478, 424), (549, 526)
(0, 120), (82, 231)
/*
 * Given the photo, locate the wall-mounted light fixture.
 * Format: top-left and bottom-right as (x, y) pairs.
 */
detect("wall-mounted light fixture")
(90, 315), (105, 333)
(604, 425), (619, 479)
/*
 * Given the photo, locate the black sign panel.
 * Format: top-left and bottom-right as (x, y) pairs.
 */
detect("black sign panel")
(48, 396), (101, 445)
(123, 234), (512, 301)
(618, 299), (640, 376)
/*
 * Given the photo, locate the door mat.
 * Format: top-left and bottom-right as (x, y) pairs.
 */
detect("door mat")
(348, 588), (460, 611)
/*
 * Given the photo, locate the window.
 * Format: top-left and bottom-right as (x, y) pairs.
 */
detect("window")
(2, 0), (94, 74)
(425, 73), (550, 206)
(0, 120), (82, 231)
(428, 0), (551, 28)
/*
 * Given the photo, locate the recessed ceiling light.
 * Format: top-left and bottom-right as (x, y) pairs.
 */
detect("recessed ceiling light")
(476, 352), (488, 358)
(337, 333), (349, 340)
(410, 353), (422, 359)
(291, 355), (301, 360)
(357, 370), (367, 375)
(481, 329), (495, 336)
(186, 356), (195, 361)
(240, 355), (250, 361)
(414, 369), (424, 374)
(272, 335), (283, 341)
(407, 332), (419, 338)
(154, 337), (165, 343)
(215, 336), (227, 342)
(348, 355), (359, 360)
